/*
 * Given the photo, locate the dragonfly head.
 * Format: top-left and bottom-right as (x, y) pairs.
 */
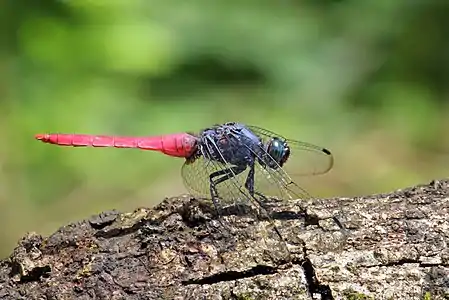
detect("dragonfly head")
(264, 137), (290, 168)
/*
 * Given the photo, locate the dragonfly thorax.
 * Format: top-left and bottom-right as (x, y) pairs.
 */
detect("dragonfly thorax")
(197, 123), (261, 167)
(196, 123), (292, 172)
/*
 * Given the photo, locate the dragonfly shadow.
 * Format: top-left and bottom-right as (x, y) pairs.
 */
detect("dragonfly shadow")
(221, 202), (260, 218)
(273, 209), (348, 233)
(271, 210), (309, 222)
(181, 197), (346, 234)
(180, 197), (262, 220)
(179, 196), (348, 254)
(177, 197), (281, 241)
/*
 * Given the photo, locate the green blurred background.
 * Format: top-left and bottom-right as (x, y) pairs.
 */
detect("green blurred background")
(1, 0), (448, 258)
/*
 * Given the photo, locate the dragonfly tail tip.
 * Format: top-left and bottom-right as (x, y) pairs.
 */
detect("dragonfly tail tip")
(35, 134), (47, 141)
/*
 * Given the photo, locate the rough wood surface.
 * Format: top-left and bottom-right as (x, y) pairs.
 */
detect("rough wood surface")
(0, 179), (448, 300)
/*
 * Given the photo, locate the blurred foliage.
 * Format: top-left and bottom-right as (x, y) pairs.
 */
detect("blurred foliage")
(0, 0), (448, 257)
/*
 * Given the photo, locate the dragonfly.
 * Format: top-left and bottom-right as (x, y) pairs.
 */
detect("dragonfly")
(35, 122), (334, 242)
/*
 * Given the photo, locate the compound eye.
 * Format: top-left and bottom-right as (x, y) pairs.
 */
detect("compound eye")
(266, 138), (288, 167)
(280, 145), (290, 166)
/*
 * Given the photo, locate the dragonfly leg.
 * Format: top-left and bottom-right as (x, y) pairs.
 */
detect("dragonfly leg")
(209, 165), (246, 217)
(243, 161), (270, 206)
(243, 161), (286, 242)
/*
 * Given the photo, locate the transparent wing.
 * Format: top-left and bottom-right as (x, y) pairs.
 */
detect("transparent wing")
(218, 137), (313, 201)
(181, 154), (311, 202)
(252, 162), (313, 201)
(181, 156), (251, 205)
(247, 125), (334, 176)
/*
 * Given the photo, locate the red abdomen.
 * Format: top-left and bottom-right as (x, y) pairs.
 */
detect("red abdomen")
(35, 132), (198, 158)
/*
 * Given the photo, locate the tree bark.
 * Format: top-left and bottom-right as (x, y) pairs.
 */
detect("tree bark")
(0, 179), (448, 300)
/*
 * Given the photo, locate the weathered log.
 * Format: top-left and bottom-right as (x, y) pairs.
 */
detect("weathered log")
(0, 179), (448, 300)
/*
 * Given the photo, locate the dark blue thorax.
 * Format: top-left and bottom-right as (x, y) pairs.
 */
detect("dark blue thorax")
(199, 123), (263, 167)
